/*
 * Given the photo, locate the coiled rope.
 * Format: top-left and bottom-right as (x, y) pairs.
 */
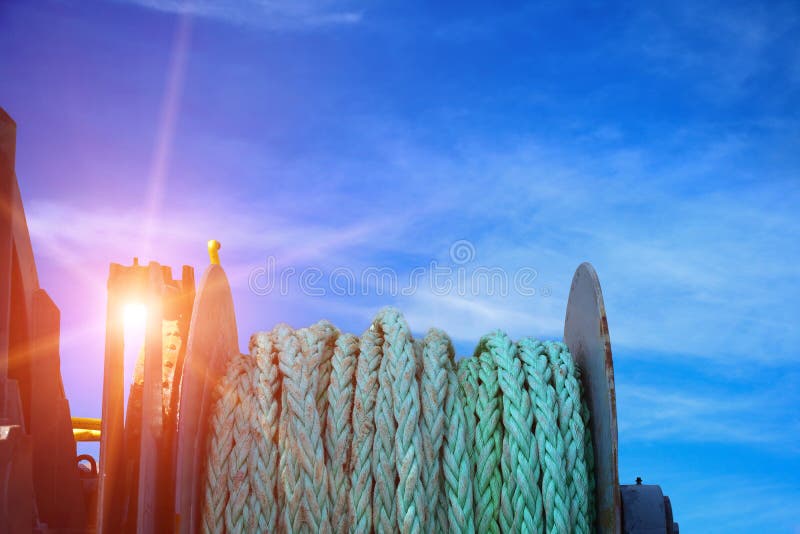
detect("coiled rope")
(201, 308), (594, 533)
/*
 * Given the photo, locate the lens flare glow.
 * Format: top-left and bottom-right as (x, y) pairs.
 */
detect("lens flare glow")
(123, 302), (147, 332)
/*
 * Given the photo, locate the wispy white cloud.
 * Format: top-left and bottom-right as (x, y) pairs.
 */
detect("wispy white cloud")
(117, 0), (364, 29)
(29, 114), (800, 366)
(25, 194), (395, 277)
(401, 290), (564, 349)
(293, 119), (800, 364)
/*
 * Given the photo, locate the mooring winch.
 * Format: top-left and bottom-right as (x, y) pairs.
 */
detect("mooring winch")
(0, 107), (678, 533)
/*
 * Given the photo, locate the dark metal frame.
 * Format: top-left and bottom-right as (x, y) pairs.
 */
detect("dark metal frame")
(0, 108), (89, 532)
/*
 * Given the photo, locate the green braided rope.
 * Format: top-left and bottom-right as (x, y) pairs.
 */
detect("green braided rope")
(325, 333), (359, 533)
(473, 347), (503, 534)
(349, 327), (382, 534)
(578, 369), (596, 531)
(420, 329), (450, 532)
(518, 337), (566, 534)
(372, 317), (397, 533)
(382, 308), (425, 534)
(457, 356), (480, 533)
(457, 357), (480, 452)
(483, 332), (540, 533)
(546, 341), (590, 534)
(442, 358), (475, 533)
(481, 333), (515, 532)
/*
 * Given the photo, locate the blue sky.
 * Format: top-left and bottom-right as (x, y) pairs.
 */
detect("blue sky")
(1, 1), (799, 531)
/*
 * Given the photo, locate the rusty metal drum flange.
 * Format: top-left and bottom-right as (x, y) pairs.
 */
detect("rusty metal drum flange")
(564, 262), (621, 534)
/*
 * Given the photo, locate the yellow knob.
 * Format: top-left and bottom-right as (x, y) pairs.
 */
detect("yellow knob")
(208, 240), (221, 265)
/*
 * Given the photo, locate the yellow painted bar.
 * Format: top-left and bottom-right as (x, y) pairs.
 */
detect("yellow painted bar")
(73, 429), (101, 442)
(72, 417), (102, 431)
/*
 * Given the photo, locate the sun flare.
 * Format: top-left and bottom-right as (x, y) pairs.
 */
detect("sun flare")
(123, 303), (147, 332)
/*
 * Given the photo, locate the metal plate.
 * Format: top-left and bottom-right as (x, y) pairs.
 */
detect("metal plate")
(173, 265), (238, 533)
(136, 264), (166, 533)
(564, 262), (621, 534)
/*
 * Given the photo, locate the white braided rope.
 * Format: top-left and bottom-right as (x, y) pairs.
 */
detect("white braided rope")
(349, 328), (382, 534)
(309, 321), (338, 440)
(325, 333), (359, 533)
(279, 326), (331, 533)
(248, 330), (282, 532)
(372, 317), (397, 532)
(201, 351), (247, 534)
(225, 352), (254, 532)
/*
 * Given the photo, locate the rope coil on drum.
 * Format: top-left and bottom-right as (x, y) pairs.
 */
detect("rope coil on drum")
(200, 308), (594, 533)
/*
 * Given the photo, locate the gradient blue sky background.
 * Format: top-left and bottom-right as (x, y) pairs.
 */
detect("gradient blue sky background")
(2, 1), (799, 532)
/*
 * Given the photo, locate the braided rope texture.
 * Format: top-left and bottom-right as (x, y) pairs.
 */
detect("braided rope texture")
(370, 315), (397, 533)
(284, 325), (333, 533)
(248, 330), (281, 532)
(383, 309), (425, 534)
(201, 309), (594, 533)
(518, 337), (565, 534)
(473, 345), (503, 534)
(484, 332), (540, 533)
(420, 329), (450, 532)
(325, 333), (359, 533)
(201, 351), (249, 534)
(349, 328), (381, 534)
(443, 348), (474, 533)
(546, 342), (590, 534)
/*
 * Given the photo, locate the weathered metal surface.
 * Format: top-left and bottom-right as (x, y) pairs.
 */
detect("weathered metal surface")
(0, 108), (15, 405)
(0, 425), (33, 533)
(30, 289), (86, 529)
(136, 263), (166, 533)
(173, 264), (239, 533)
(564, 262), (621, 534)
(620, 483), (679, 534)
(78, 454), (99, 529)
(0, 107), (86, 532)
(99, 260), (194, 533)
(97, 266), (126, 534)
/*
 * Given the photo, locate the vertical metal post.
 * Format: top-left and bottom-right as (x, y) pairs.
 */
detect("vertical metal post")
(137, 263), (164, 533)
(97, 266), (125, 533)
(0, 109), (17, 418)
